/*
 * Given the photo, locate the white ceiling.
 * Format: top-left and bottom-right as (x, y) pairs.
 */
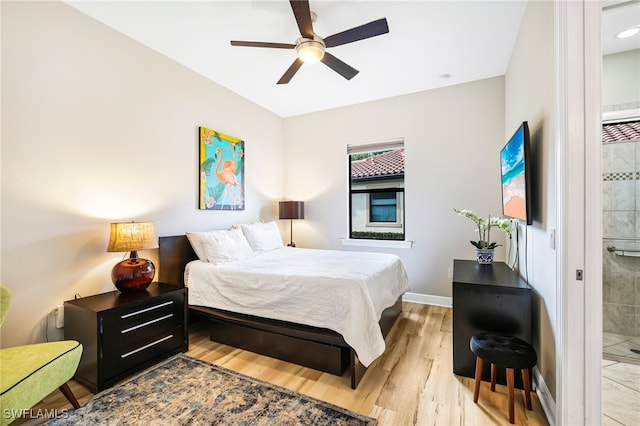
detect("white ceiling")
(65, 0), (640, 118)
(602, 0), (640, 55)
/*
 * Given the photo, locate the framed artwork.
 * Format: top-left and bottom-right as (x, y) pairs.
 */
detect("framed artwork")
(199, 127), (244, 210)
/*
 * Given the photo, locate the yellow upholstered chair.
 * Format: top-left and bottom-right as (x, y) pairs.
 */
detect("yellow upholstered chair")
(0, 286), (83, 425)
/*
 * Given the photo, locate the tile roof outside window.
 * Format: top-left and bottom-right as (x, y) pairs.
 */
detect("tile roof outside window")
(602, 121), (640, 143)
(351, 149), (405, 178)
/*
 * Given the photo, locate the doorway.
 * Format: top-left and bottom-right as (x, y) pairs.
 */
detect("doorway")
(600, 2), (640, 424)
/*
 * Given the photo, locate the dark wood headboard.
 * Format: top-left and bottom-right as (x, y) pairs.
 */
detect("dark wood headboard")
(158, 235), (198, 287)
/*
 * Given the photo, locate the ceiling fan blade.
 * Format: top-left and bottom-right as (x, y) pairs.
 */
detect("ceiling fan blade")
(277, 58), (304, 84)
(231, 40), (295, 49)
(289, 0), (314, 39)
(321, 52), (359, 80)
(324, 18), (389, 48)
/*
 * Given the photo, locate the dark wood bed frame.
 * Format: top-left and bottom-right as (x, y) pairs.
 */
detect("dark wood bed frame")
(158, 235), (403, 389)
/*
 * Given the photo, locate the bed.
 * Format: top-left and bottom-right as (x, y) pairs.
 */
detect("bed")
(158, 230), (409, 389)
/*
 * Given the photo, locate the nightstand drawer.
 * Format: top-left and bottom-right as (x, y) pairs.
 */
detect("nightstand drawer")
(102, 311), (182, 350)
(101, 292), (184, 331)
(102, 325), (185, 380)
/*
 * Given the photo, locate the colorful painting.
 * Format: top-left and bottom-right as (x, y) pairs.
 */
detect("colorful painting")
(199, 127), (244, 210)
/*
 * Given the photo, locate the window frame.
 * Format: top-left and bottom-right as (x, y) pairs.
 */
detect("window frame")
(348, 139), (405, 241)
(363, 189), (404, 227)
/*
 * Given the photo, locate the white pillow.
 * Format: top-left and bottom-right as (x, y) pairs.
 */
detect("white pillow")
(186, 231), (209, 261)
(240, 221), (284, 252)
(188, 228), (253, 264)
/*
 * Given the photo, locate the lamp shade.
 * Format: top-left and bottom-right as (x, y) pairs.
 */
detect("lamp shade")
(107, 222), (158, 293)
(107, 222), (158, 253)
(279, 201), (304, 220)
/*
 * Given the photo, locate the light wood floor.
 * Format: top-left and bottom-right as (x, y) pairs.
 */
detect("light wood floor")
(18, 303), (550, 425)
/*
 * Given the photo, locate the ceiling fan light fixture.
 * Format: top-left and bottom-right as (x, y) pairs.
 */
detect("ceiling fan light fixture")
(230, 1), (388, 84)
(296, 36), (325, 63)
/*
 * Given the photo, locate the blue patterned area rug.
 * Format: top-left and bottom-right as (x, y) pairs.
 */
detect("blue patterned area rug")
(45, 354), (376, 425)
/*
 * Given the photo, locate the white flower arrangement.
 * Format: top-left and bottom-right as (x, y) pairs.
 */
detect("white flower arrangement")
(454, 208), (512, 250)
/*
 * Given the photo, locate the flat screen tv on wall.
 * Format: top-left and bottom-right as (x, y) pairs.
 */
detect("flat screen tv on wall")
(500, 121), (532, 225)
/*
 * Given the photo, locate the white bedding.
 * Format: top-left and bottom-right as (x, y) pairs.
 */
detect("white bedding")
(185, 247), (410, 366)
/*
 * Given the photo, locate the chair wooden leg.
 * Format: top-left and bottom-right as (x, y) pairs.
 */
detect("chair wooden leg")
(473, 356), (483, 403)
(522, 368), (532, 410)
(490, 363), (497, 392)
(507, 368), (515, 424)
(58, 382), (80, 409)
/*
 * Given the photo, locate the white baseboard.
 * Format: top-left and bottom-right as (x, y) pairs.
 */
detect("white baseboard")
(533, 366), (556, 426)
(402, 292), (452, 307)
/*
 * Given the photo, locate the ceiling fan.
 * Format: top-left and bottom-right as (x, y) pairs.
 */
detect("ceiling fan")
(230, 0), (389, 84)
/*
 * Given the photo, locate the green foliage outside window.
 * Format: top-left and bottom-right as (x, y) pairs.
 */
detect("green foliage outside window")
(351, 231), (405, 240)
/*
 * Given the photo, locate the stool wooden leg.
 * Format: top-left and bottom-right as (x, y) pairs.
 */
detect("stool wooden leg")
(507, 368), (515, 424)
(522, 368), (532, 410)
(59, 382), (80, 409)
(473, 356), (483, 403)
(490, 363), (497, 392)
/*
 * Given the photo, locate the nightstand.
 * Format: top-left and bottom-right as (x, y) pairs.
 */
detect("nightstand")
(64, 283), (188, 393)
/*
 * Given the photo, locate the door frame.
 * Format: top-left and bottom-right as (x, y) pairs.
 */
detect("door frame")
(555, 0), (602, 424)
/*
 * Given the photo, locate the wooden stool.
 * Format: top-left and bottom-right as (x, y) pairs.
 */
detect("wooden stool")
(470, 333), (537, 424)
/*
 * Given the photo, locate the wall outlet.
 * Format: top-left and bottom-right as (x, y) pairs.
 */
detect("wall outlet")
(55, 304), (64, 328)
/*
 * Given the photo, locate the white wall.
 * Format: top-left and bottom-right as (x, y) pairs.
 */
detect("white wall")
(504, 1), (556, 399)
(602, 49), (640, 110)
(282, 77), (506, 297)
(1, 1), (283, 346)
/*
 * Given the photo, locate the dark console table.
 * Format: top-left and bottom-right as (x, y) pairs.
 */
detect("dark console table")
(452, 259), (532, 389)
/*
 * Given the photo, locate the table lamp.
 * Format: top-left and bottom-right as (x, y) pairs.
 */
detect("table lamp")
(279, 201), (304, 247)
(107, 221), (158, 293)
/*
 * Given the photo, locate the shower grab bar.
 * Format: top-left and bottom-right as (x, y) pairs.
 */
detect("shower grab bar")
(606, 245), (640, 257)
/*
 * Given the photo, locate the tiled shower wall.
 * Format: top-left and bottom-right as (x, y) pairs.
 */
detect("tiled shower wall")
(603, 139), (640, 336)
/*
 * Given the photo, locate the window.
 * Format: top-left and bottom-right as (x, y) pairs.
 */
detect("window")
(370, 192), (398, 222)
(348, 140), (405, 240)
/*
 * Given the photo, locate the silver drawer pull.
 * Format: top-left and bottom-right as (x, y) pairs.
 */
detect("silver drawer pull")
(120, 314), (174, 334)
(120, 301), (173, 319)
(120, 335), (173, 358)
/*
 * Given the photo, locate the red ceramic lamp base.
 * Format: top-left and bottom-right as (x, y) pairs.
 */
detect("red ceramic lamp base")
(111, 257), (155, 293)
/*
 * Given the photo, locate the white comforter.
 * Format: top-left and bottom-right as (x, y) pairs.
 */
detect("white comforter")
(185, 247), (410, 366)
